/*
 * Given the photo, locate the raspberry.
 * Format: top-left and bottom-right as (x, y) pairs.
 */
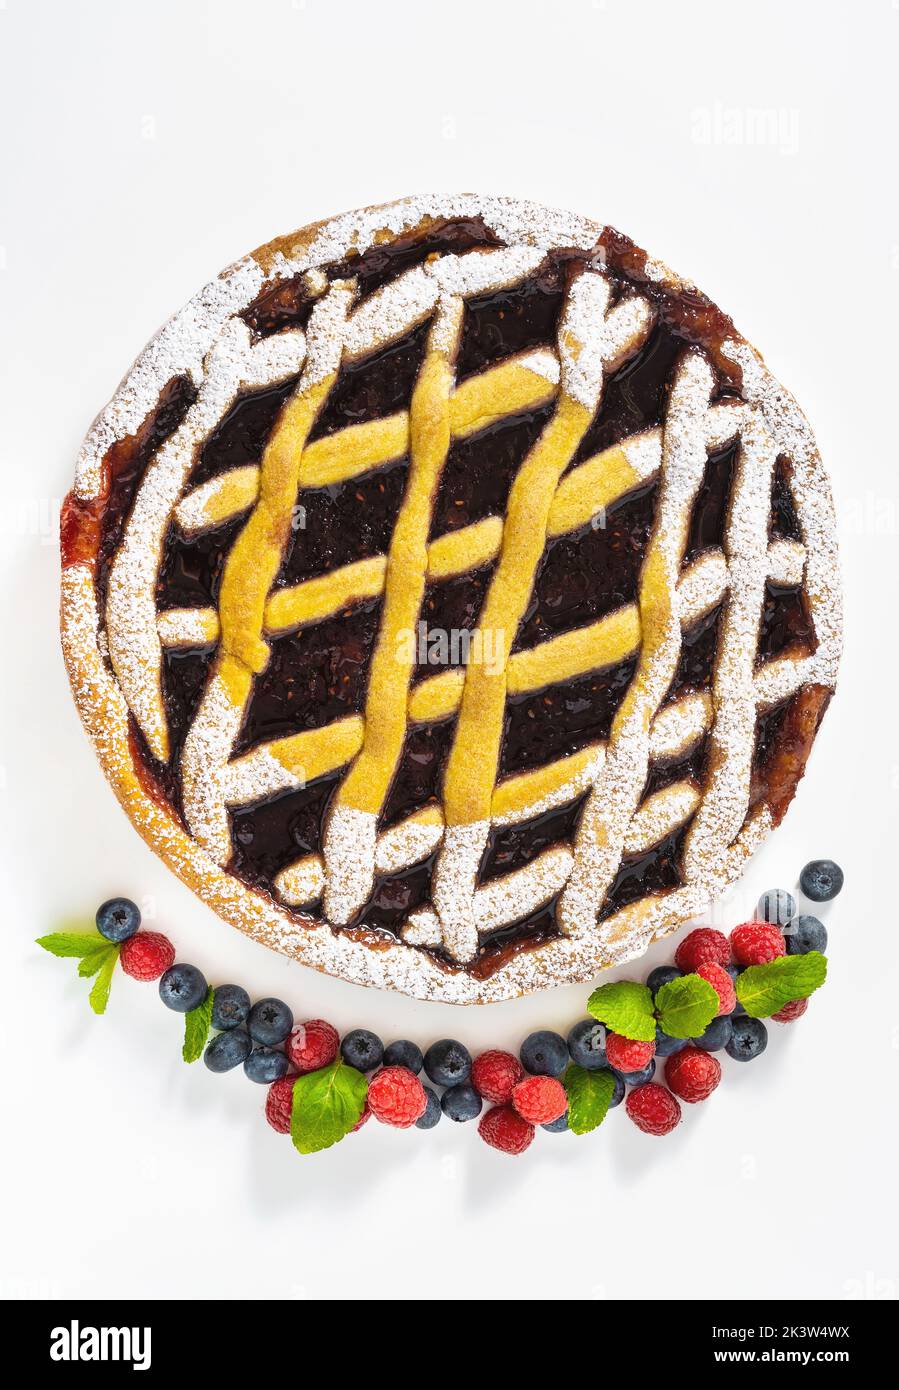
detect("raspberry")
(265, 1074), (296, 1134)
(730, 921), (786, 966)
(512, 1075), (567, 1125)
(605, 1033), (655, 1073)
(665, 1046), (721, 1102)
(119, 930), (175, 982)
(471, 1049), (524, 1103)
(696, 962), (736, 1016)
(625, 1083), (681, 1136)
(287, 1018), (339, 1074)
(478, 1105), (535, 1155)
(367, 1066), (427, 1128)
(674, 927), (731, 973)
(772, 997), (808, 1023)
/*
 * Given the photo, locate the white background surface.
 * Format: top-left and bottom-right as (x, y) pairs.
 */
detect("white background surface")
(2, 0), (897, 1302)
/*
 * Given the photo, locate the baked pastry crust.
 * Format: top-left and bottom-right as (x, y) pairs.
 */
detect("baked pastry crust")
(60, 195), (841, 1003)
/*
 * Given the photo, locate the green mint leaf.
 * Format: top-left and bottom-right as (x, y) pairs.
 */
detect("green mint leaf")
(586, 980), (655, 1041)
(77, 944), (115, 978)
(736, 952), (827, 1018)
(182, 986), (215, 1063)
(88, 947), (120, 1015)
(36, 930), (109, 959)
(656, 973), (720, 1038)
(563, 1064), (617, 1135)
(290, 1060), (368, 1155)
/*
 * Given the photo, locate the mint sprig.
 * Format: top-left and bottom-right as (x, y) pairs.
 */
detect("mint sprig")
(655, 974), (719, 1039)
(563, 1064), (617, 1135)
(77, 942), (117, 978)
(183, 986), (215, 1063)
(290, 1060), (368, 1155)
(736, 952), (827, 1018)
(586, 981), (655, 1041)
(88, 948), (120, 1015)
(37, 929), (120, 1014)
(36, 930), (109, 958)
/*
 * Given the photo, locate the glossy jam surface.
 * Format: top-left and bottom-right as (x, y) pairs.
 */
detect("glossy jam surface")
(84, 220), (824, 975)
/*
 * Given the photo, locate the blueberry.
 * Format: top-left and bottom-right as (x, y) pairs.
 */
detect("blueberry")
(619, 1058), (656, 1085)
(341, 1029), (384, 1072)
(520, 1030), (568, 1077)
(567, 1018), (607, 1069)
(785, 914), (828, 955)
(211, 984), (251, 1031)
(244, 1046), (289, 1084)
(543, 1110), (570, 1133)
(204, 1026), (251, 1073)
(800, 859), (844, 903)
(159, 963), (207, 1013)
(694, 1014), (733, 1051)
(757, 888), (796, 926)
(440, 1084), (483, 1123)
(726, 1016), (768, 1062)
(96, 897), (141, 943)
(247, 997), (293, 1046)
(605, 1069), (626, 1108)
(415, 1087), (441, 1130)
(654, 1024), (688, 1057)
(424, 1038), (472, 1088)
(383, 1039), (424, 1073)
(647, 964), (683, 997)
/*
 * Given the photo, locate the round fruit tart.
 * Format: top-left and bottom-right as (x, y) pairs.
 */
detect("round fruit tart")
(60, 195), (841, 1003)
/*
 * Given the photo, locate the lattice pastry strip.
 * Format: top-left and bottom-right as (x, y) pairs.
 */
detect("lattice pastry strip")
(321, 296), (466, 924)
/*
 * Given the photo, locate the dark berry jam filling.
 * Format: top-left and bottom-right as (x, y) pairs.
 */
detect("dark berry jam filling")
(668, 606), (722, 699)
(685, 441), (739, 562)
(499, 659), (637, 778)
(351, 856), (437, 935)
(643, 737), (709, 800)
(769, 457), (803, 542)
(480, 795), (589, 883)
(515, 483), (657, 648)
(278, 463), (410, 586)
(597, 825), (689, 924)
(380, 722), (454, 827)
(572, 322), (682, 463)
(757, 583), (816, 662)
(455, 254), (572, 380)
(158, 517), (246, 610)
(310, 324), (429, 440)
(191, 379), (296, 489)
(432, 408), (553, 537)
(234, 602), (381, 755)
(230, 774), (341, 890)
(470, 898), (562, 981)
